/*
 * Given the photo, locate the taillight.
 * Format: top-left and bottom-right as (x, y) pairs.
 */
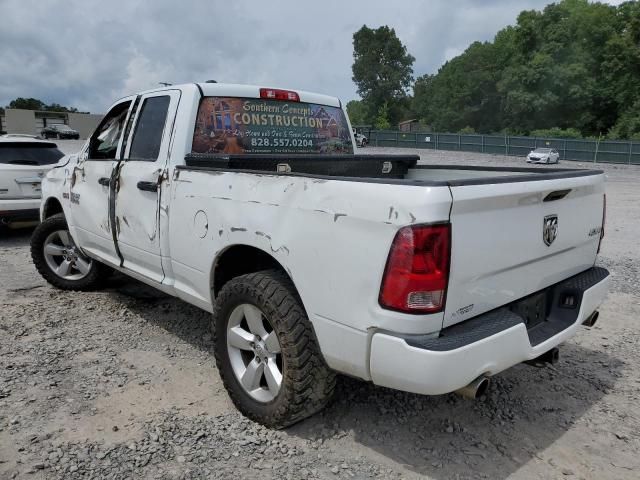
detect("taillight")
(379, 224), (451, 314)
(259, 88), (300, 102)
(598, 194), (606, 253)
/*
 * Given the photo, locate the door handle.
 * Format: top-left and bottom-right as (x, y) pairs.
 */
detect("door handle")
(137, 181), (158, 192)
(98, 177), (110, 186)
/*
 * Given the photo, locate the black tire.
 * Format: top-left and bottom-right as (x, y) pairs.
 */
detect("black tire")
(31, 213), (109, 291)
(213, 269), (336, 428)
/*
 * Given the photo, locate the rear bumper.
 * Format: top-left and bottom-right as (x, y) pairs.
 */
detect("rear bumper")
(0, 198), (41, 224)
(369, 267), (610, 395)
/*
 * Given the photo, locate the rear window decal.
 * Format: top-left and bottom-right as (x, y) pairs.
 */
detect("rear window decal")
(192, 97), (353, 155)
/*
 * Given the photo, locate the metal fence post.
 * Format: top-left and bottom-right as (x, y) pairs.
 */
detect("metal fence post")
(481, 135), (485, 153)
(629, 141), (633, 165)
(563, 140), (567, 160)
(505, 135), (508, 156)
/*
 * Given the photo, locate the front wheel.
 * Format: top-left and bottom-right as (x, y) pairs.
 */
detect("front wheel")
(31, 213), (108, 290)
(213, 270), (336, 428)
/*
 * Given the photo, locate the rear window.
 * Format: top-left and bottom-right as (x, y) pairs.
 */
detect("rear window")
(0, 142), (65, 165)
(192, 97), (353, 155)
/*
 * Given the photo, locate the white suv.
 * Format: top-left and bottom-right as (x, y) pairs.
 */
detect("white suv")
(0, 136), (64, 227)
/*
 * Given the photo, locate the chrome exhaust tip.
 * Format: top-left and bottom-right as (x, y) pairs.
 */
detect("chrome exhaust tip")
(526, 347), (560, 367)
(455, 375), (490, 400)
(582, 310), (599, 327)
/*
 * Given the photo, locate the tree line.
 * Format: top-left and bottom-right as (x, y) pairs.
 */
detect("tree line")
(348, 0), (640, 140)
(0, 97), (85, 115)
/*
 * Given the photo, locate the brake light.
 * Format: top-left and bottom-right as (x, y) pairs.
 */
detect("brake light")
(598, 194), (606, 253)
(379, 224), (451, 314)
(259, 88), (300, 102)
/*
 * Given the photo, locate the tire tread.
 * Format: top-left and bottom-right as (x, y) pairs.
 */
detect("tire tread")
(212, 269), (336, 428)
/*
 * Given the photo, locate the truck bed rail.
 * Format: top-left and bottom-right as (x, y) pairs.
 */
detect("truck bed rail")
(184, 153), (419, 179)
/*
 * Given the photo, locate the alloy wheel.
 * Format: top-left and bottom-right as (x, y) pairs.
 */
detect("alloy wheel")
(226, 303), (283, 403)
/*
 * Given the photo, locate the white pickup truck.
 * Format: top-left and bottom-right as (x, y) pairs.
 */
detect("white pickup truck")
(30, 83), (610, 428)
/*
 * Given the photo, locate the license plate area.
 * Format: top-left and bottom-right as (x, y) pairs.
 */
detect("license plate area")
(509, 291), (550, 330)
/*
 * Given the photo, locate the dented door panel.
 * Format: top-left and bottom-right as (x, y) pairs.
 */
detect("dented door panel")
(114, 90), (181, 283)
(69, 96), (136, 265)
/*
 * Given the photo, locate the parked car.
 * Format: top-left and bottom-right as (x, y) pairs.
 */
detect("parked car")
(354, 131), (368, 147)
(41, 124), (80, 140)
(31, 83), (609, 428)
(527, 147), (560, 164)
(0, 136), (65, 227)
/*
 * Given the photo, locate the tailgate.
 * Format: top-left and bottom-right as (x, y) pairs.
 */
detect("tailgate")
(0, 164), (48, 199)
(444, 173), (605, 328)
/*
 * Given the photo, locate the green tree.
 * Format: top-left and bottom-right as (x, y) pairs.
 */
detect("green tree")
(411, 0), (640, 139)
(8, 97), (46, 110)
(346, 100), (367, 125)
(374, 102), (391, 130)
(45, 103), (78, 113)
(530, 127), (583, 139)
(608, 100), (640, 140)
(5, 97), (80, 113)
(352, 25), (415, 126)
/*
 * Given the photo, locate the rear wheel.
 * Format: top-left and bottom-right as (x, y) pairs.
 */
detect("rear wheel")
(31, 213), (108, 290)
(213, 269), (336, 428)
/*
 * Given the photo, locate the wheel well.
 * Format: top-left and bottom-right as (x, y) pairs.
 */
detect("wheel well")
(42, 198), (63, 219)
(212, 245), (289, 297)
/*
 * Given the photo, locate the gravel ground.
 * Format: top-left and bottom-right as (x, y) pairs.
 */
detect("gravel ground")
(1, 142), (639, 479)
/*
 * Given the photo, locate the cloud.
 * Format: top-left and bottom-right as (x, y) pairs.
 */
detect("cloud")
(0, 0), (624, 113)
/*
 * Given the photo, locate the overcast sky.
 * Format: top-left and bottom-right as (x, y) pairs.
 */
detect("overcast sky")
(0, 0), (626, 113)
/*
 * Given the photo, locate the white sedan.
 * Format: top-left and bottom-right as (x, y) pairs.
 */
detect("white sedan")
(353, 132), (367, 147)
(527, 147), (560, 164)
(0, 136), (64, 228)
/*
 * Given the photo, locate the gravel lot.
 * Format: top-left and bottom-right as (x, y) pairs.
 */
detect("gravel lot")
(1, 142), (639, 479)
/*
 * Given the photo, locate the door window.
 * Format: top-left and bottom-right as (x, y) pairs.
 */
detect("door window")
(128, 96), (171, 161)
(89, 101), (131, 159)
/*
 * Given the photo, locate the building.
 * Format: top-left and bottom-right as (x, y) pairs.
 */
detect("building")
(398, 119), (427, 132)
(1, 109), (103, 139)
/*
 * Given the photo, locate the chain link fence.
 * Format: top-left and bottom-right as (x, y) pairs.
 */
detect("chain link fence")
(362, 130), (640, 164)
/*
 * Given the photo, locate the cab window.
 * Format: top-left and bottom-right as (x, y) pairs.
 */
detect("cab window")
(128, 96), (171, 161)
(89, 101), (131, 159)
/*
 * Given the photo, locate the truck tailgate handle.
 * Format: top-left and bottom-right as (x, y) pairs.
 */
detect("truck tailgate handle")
(98, 177), (110, 186)
(137, 181), (158, 192)
(544, 189), (571, 202)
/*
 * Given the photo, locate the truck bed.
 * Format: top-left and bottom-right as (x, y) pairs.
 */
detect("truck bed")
(182, 153), (603, 186)
(179, 152), (606, 331)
